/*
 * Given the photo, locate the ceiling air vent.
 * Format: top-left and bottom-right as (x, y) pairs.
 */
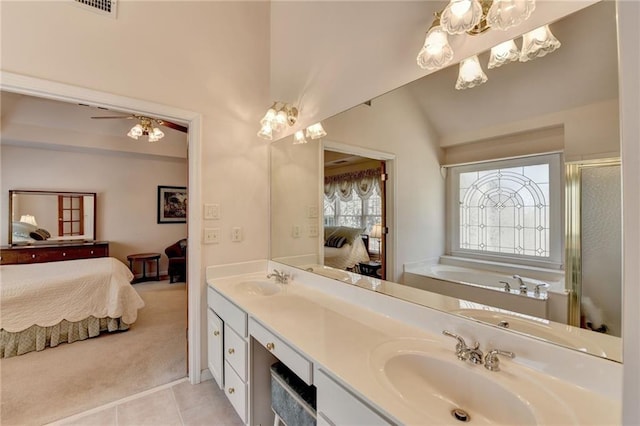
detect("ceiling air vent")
(72, 0), (117, 18)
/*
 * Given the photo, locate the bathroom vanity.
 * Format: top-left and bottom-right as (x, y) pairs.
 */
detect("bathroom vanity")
(207, 261), (620, 425)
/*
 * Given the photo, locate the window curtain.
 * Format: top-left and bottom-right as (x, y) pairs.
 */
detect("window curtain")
(324, 168), (381, 202)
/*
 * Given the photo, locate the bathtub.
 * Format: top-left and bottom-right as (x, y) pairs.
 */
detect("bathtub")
(403, 262), (567, 321)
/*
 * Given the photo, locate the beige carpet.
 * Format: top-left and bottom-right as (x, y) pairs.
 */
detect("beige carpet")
(0, 280), (187, 426)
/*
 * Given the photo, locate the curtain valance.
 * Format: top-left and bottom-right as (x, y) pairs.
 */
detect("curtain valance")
(324, 168), (382, 202)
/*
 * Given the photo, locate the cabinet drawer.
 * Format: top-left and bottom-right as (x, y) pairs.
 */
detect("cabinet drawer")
(249, 318), (313, 385)
(207, 287), (247, 337)
(316, 369), (391, 426)
(207, 308), (224, 389)
(224, 323), (247, 381)
(224, 361), (247, 424)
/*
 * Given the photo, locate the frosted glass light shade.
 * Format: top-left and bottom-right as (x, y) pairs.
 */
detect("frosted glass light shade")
(416, 26), (454, 70)
(488, 39), (520, 69)
(520, 25), (561, 62)
(257, 123), (273, 140)
(455, 55), (488, 90)
(487, 0), (536, 31)
(293, 130), (308, 145)
(148, 127), (164, 142)
(306, 123), (327, 140)
(127, 124), (144, 140)
(273, 110), (288, 132)
(260, 107), (276, 126)
(440, 0), (483, 35)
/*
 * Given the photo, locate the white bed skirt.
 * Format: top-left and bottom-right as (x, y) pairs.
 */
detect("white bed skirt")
(0, 316), (129, 358)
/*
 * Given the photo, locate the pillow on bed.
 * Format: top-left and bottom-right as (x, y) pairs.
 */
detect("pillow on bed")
(325, 234), (347, 248)
(331, 226), (365, 245)
(324, 226), (340, 241)
(29, 228), (50, 241)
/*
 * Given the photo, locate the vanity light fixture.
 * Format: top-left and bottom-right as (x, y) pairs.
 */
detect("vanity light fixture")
(417, 0), (563, 90)
(258, 102), (299, 140)
(305, 122), (327, 140)
(127, 116), (165, 142)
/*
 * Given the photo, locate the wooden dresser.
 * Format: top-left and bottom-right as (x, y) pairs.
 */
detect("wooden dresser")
(0, 242), (109, 265)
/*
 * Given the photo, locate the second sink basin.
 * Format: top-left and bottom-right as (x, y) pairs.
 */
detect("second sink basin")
(370, 339), (575, 425)
(234, 280), (281, 296)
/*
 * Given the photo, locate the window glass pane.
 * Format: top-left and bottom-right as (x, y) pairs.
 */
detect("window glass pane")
(458, 161), (551, 258)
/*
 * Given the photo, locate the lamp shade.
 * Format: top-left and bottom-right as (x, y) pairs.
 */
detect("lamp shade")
(455, 55), (488, 90)
(293, 130), (308, 145)
(520, 24), (561, 62)
(370, 223), (383, 239)
(20, 214), (38, 226)
(416, 25), (454, 70)
(488, 39), (520, 69)
(487, 0), (536, 31)
(440, 0), (483, 35)
(306, 123), (327, 140)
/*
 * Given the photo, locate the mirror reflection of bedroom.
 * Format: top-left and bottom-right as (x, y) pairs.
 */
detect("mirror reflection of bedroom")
(323, 149), (387, 280)
(0, 91), (189, 425)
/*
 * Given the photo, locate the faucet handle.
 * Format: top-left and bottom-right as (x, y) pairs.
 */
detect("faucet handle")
(499, 281), (511, 292)
(534, 282), (549, 297)
(442, 330), (468, 360)
(484, 349), (515, 372)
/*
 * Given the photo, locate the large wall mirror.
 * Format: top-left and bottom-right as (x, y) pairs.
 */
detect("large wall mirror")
(8, 190), (97, 245)
(271, 1), (622, 362)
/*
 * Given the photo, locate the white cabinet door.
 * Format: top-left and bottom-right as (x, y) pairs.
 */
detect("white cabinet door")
(207, 308), (224, 389)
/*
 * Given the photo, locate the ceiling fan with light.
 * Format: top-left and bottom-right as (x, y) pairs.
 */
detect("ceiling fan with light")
(91, 114), (188, 142)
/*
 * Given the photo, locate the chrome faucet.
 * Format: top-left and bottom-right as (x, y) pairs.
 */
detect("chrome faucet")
(267, 269), (290, 284)
(442, 331), (483, 364)
(499, 280), (511, 292)
(513, 274), (527, 294)
(534, 282), (549, 297)
(484, 349), (516, 372)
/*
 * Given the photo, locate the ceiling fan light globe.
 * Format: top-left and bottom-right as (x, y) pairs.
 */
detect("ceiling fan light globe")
(151, 127), (165, 139)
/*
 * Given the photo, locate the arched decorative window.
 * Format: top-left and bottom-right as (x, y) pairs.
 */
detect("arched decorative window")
(447, 153), (562, 269)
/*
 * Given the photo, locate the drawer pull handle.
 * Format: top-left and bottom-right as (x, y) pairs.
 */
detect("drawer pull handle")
(228, 348), (235, 354)
(228, 387), (235, 394)
(213, 330), (220, 336)
(63, 253), (66, 256)
(266, 342), (275, 351)
(32, 254), (36, 259)
(90, 250), (94, 254)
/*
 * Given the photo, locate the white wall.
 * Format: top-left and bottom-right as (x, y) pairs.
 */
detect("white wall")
(1, 0), (271, 373)
(323, 85), (444, 282)
(1, 144), (187, 274)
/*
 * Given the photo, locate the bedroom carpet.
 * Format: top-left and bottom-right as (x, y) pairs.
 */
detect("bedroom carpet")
(0, 280), (187, 426)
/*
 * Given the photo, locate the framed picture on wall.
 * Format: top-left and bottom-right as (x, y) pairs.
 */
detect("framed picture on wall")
(158, 186), (187, 224)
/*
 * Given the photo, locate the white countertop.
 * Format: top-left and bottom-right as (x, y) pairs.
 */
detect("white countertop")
(208, 271), (620, 425)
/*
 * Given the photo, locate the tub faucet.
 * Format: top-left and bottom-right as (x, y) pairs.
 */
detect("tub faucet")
(267, 269), (290, 284)
(499, 281), (511, 292)
(513, 275), (527, 294)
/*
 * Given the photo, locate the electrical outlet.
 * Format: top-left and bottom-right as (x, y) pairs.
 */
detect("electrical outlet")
(292, 225), (301, 238)
(308, 223), (318, 237)
(204, 228), (220, 244)
(308, 205), (318, 218)
(231, 227), (243, 242)
(204, 203), (220, 220)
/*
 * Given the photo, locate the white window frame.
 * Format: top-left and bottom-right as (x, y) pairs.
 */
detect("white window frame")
(446, 153), (563, 270)
(323, 185), (382, 232)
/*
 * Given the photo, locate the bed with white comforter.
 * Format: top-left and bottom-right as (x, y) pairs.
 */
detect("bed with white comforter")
(0, 257), (145, 358)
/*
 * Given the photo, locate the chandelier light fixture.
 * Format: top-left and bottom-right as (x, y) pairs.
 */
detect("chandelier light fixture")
(257, 102), (298, 140)
(416, 0), (561, 90)
(305, 122), (327, 140)
(293, 130), (308, 145)
(127, 116), (165, 142)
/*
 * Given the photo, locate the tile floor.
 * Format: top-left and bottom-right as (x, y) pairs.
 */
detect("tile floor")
(52, 379), (244, 426)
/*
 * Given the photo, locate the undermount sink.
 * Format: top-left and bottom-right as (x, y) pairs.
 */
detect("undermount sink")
(233, 280), (282, 296)
(370, 339), (574, 425)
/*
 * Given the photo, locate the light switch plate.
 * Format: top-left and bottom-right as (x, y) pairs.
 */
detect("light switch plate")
(204, 228), (220, 244)
(204, 203), (220, 220)
(231, 227), (243, 242)
(308, 223), (319, 237)
(308, 205), (318, 218)
(292, 225), (301, 238)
